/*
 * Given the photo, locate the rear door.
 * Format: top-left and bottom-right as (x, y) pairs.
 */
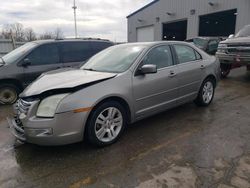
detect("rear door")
(60, 42), (93, 68)
(23, 43), (62, 86)
(173, 44), (204, 104)
(133, 45), (179, 119)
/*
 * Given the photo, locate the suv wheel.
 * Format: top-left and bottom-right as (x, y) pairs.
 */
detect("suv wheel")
(0, 84), (20, 105)
(86, 101), (127, 147)
(221, 63), (231, 78)
(195, 78), (215, 107)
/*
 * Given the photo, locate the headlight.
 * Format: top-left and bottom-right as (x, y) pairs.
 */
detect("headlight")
(36, 94), (69, 118)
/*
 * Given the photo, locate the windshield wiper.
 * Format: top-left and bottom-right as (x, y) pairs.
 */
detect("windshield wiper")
(0, 57), (5, 65)
(83, 68), (97, 71)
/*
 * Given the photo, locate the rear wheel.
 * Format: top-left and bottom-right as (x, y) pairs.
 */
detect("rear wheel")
(86, 101), (127, 147)
(220, 63), (231, 78)
(195, 78), (215, 107)
(0, 84), (20, 105)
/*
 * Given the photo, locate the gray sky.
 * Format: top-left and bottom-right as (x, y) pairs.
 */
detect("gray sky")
(0, 0), (152, 42)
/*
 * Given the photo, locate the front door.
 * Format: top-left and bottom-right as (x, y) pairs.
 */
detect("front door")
(23, 43), (62, 86)
(133, 45), (179, 119)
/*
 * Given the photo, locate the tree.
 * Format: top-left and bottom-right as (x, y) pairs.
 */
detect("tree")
(54, 28), (64, 39)
(39, 31), (54, 40)
(2, 23), (25, 42)
(25, 28), (37, 41)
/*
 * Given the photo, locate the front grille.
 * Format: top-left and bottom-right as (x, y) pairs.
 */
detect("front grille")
(16, 99), (33, 115)
(227, 44), (250, 55)
(228, 44), (250, 48)
(13, 98), (34, 138)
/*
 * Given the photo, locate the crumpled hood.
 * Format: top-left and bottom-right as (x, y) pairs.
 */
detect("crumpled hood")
(21, 68), (117, 97)
(221, 37), (250, 45)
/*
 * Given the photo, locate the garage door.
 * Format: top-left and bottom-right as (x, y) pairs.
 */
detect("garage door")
(199, 9), (237, 37)
(137, 26), (154, 42)
(162, 20), (187, 41)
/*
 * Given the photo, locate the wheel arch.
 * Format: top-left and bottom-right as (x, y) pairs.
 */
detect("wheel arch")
(90, 96), (132, 124)
(0, 79), (23, 91)
(204, 74), (217, 87)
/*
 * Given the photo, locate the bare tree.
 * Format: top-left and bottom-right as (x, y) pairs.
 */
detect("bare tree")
(54, 28), (64, 39)
(39, 31), (54, 40)
(25, 28), (37, 41)
(2, 23), (25, 41)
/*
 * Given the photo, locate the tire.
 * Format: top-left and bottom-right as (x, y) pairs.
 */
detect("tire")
(220, 63), (231, 78)
(195, 78), (215, 107)
(0, 84), (20, 105)
(86, 101), (127, 147)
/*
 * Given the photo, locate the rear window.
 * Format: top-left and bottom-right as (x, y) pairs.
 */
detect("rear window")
(174, 45), (197, 64)
(60, 42), (93, 63)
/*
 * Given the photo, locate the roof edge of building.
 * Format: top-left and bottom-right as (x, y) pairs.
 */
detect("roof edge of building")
(126, 0), (160, 19)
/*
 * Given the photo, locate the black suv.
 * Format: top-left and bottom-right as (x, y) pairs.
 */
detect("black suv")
(0, 39), (113, 104)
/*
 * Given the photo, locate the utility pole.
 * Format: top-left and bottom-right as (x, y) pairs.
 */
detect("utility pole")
(72, 0), (78, 38)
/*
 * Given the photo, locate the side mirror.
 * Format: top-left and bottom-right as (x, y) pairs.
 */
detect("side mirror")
(22, 58), (31, 67)
(140, 64), (157, 75)
(228, 34), (234, 39)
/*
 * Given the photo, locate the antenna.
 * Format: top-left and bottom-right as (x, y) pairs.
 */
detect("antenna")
(72, 0), (78, 38)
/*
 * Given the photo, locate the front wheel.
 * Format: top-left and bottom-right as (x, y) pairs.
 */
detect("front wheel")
(0, 84), (20, 105)
(195, 78), (215, 107)
(86, 101), (127, 147)
(220, 63), (231, 78)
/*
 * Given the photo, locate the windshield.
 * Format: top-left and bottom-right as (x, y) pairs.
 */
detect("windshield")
(2, 42), (37, 65)
(81, 44), (146, 73)
(192, 38), (208, 48)
(235, 25), (250, 37)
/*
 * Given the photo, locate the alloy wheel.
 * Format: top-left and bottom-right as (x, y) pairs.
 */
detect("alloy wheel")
(95, 107), (123, 143)
(202, 81), (214, 104)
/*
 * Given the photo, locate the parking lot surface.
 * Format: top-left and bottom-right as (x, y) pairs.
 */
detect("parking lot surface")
(0, 68), (250, 188)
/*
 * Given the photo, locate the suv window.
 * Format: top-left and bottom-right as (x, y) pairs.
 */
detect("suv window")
(174, 45), (197, 64)
(143, 45), (173, 69)
(208, 40), (219, 52)
(26, 44), (59, 65)
(91, 41), (113, 54)
(61, 42), (93, 63)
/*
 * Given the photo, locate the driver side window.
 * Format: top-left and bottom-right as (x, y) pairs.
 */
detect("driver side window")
(143, 45), (174, 69)
(26, 44), (60, 66)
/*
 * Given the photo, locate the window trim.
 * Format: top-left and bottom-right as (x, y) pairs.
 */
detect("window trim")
(134, 44), (176, 76)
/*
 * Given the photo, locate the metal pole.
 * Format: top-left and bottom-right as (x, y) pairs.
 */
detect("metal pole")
(73, 0), (78, 38)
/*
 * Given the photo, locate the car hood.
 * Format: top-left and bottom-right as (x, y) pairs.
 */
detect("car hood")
(21, 68), (117, 98)
(221, 37), (250, 45)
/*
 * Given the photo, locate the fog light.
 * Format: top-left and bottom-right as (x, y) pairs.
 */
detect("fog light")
(26, 128), (53, 137)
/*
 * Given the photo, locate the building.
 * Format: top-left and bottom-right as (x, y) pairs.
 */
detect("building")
(127, 0), (250, 42)
(0, 39), (24, 57)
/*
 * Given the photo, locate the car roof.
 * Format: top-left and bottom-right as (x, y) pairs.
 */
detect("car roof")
(31, 38), (113, 45)
(118, 41), (194, 48)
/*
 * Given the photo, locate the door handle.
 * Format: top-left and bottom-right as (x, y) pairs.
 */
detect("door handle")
(169, 71), (177, 78)
(200, 65), (206, 70)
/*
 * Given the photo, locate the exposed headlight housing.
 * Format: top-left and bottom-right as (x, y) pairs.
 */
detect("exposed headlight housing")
(36, 94), (69, 118)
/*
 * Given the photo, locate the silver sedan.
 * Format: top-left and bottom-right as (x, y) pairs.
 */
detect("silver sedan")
(9, 41), (220, 146)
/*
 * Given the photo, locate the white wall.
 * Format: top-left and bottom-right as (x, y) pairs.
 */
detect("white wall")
(127, 0), (250, 42)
